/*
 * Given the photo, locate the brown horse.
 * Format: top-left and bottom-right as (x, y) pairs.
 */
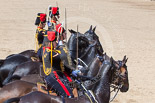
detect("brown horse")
(20, 74), (44, 84)
(4, 56), (129, 103)
(0, 80), (37, 103)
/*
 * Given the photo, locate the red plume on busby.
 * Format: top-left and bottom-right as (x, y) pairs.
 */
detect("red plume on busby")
(49, 7), (59, 17)
(35, 13), (46, 26)
(40, 14), (46, 22)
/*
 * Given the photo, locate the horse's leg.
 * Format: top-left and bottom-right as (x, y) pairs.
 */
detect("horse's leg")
(2, 66), (17, 85)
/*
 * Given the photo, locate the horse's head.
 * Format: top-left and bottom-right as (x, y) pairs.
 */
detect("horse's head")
(68, 29), (89, 60)
(84, 25), (104, 53)
(111, 56), (129, 92)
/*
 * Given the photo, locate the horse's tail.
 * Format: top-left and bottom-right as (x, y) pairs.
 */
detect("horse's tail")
(3, 97), (21, 103)
(2, 66), (17, 85)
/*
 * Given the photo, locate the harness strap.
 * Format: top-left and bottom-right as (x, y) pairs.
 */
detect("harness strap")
(85, 90), (98, 103)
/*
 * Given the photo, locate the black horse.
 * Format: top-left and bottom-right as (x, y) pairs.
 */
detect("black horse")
(2, 61), (42, 85)
(68, 30), (102, 66)
(0, 54), (31, 87)
(4, 56), (129, 103)
(0, 50), (40, 87)
(67, 29), (89, 62)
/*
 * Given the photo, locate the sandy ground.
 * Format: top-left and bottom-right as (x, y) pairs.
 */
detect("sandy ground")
(0, 0), (155, 103)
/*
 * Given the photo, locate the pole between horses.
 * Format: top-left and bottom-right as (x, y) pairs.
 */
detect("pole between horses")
(65, 8), (67, 42)
(76, 25), (79, 70)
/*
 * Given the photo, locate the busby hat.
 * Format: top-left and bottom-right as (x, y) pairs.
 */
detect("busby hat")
(35, 13), (47, 26)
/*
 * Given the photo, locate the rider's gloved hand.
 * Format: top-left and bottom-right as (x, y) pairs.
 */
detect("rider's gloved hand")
(72, 70), (81, 77)
(78, 65), (84, 70)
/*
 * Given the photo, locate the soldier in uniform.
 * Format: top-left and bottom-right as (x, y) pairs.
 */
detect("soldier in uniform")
(42, 27), (80, 98)
(36, 6), (60, 61)
(47, 6), (60, 30)
(35, 13), (46, 60)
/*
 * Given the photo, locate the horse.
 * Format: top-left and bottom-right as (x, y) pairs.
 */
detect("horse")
(4, 55), (129, 103)
(0, 49), (40, 87)
(68, 28), (103, 66)
(92, 55), (129, 103)
(67, 29), (89, 62)
(0, 80), (37, 103)
(2, 61), (42, 85)
(0, 54), (32, 87)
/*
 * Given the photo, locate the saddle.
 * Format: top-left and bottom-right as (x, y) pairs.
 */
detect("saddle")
(37, 82), (57, 96)
(37, 82), (78, 97)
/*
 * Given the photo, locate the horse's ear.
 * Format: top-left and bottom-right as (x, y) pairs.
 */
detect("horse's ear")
(110, 57), (113, 64)
(89, 25), (92, 32)
(92, 26), (96, 33)
(125, 58), (128, 64)
(68, 29), (77, 34)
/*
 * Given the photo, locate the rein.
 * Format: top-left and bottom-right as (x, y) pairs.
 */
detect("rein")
(109, 84), (122, 102)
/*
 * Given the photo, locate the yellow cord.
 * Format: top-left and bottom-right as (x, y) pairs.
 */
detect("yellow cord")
(51, 42), (53, 69)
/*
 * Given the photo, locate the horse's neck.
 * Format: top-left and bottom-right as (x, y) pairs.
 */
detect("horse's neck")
(80, 46), (96, 65)
(87, 57), (101, 77)
(67, 34), (76, 49)
(84, 57), (101, 90)
(94, 63), (111, 103)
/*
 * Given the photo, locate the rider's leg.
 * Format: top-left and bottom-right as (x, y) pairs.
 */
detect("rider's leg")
(45, 72), (74, 98)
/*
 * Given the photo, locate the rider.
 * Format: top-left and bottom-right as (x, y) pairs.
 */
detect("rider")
(42, 26), (80, 97)
(35, 13), (46, 59)
(36, 6), (61, 61)
(47, 6), (60, 30)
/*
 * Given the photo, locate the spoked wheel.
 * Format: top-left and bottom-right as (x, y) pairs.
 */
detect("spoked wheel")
(110, 84), (122, 102)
